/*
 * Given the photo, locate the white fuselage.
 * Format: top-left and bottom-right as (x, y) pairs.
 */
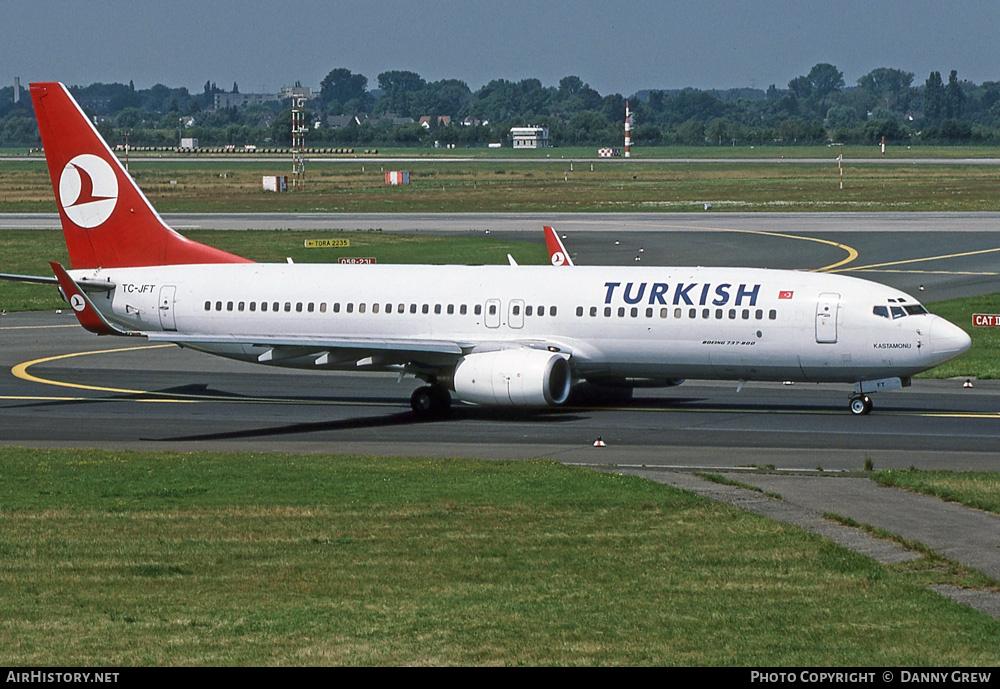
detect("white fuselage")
(74, 262), (970, 385)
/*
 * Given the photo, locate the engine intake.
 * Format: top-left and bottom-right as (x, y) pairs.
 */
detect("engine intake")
(453, 349), (571, 407)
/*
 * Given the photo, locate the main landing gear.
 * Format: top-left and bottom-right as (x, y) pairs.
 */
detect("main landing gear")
(410, 385), (452, 416)
(849, 394), (873, 416)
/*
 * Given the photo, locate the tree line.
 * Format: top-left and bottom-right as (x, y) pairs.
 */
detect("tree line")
(2, 64), (1000, 148)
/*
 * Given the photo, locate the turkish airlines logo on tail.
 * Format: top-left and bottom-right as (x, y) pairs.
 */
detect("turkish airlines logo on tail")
(58, 154), (118, 228)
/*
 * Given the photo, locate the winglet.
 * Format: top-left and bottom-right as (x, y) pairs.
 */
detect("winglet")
(543, 226), (574, 266)
(49, 262), (133, 336)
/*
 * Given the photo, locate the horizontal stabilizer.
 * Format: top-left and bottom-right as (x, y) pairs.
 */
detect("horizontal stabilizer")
(49, 262), (135, 336)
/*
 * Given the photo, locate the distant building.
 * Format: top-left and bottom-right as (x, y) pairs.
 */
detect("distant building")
(326, 115), (363, 128)
(419, 115), (452, 129)
(213, 85), (316, 111)
(214, 92), (275, 109)
(510, 126), (549, 148)
(262, 175), (288, 192)
(280, 85), (315, 101)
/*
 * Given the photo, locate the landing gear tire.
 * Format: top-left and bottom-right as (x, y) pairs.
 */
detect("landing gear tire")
(849, 395), (873, 416)
(410, 386), (452, 416)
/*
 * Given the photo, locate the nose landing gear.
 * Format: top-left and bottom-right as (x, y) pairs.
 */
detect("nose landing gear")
(849, 394), (873, 415)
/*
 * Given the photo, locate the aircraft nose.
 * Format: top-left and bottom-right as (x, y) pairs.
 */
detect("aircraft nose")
(929, 316), (972, 362)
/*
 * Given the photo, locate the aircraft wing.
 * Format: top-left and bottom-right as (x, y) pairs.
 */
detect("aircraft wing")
(145, 331), (465, 358)
(144, 332), (571, 366)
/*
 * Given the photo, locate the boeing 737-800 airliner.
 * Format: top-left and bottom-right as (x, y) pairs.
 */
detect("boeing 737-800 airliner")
(4, 82), (972, 416)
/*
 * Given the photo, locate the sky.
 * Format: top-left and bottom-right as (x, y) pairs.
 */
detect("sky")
(5, 1), (1000, 97)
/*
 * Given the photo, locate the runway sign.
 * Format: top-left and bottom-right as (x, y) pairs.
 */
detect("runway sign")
(972, 313), (1000, 326)
(305, 239), (350, 248)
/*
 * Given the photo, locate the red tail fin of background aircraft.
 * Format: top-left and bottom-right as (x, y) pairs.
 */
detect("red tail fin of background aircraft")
(543, 225), (574, 266)
(30, 82), (251, 269)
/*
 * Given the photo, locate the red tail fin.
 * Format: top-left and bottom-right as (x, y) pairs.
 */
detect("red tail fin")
(543, 226), (574, 266)
(30, 82), (250, 269)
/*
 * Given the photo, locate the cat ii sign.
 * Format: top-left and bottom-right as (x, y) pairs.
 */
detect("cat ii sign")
(972, 314), (1000, 327)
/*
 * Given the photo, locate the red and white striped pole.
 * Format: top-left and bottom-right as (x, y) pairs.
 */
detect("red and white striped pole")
(624, 101), (631, 158)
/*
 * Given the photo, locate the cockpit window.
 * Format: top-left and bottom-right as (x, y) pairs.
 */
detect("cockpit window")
(875, 302), (928, 319)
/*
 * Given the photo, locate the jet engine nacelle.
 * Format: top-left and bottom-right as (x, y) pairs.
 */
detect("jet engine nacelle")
(452, 349), (572, 407)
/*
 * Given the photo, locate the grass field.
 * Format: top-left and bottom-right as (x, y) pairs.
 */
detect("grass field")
(5, 156), (1000, 213)
(1, 447), (998, 666)
(874, 470), (1000, 514)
